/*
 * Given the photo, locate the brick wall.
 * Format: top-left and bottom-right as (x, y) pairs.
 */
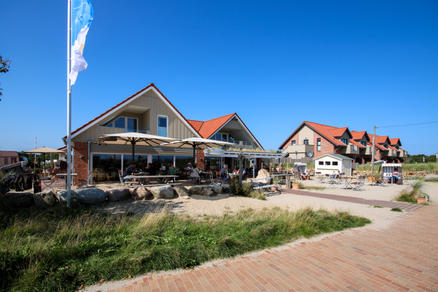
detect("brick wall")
(196, 149), (205, 170)
(73, 142), (88, 186)
(313, 133), (335, 158)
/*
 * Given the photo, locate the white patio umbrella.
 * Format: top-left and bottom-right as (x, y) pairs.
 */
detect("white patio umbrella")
(96, 132), (177, 162)
(162, 137), (234, 165)
(25, 146), (65, 173)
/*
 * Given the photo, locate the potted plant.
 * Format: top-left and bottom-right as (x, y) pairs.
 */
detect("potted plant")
(292, 180), (300, 190)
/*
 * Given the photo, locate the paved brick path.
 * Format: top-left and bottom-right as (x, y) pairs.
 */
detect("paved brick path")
(105, 203), (437, 292)
(283, 189), (424, 211)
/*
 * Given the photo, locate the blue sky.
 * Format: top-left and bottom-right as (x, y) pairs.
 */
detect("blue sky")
(1, 0), (437, 154)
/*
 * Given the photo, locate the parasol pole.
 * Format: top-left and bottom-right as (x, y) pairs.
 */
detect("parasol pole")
(66, 0), (73, 207)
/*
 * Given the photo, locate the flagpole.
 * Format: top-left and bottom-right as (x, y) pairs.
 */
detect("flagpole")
(66, 0), (72, 207)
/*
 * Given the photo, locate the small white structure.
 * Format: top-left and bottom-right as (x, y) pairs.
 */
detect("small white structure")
(314, 154), (353, 176)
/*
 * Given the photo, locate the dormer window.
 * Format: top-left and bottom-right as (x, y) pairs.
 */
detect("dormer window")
(361, 140), (367, 146)
(341, 138), (348, 145)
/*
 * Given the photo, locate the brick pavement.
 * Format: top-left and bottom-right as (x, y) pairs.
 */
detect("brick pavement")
(105, 201), (437, 291)
(283, 189), (424, 211)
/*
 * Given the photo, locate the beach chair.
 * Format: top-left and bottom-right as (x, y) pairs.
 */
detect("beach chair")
(352, 179), (364, 191)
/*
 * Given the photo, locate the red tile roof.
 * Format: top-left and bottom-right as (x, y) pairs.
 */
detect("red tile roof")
(279, 121), (351, 149)
(390, 138), (401, 146)
(351, 131), (367, 140)
(188, 113), (264, 149)
(387, 145), (398, 151)
(368, 134), (390, 145)
(188, 113), (235, 139)
(349, 139), (365, 148)
(368, 142), (387, 151)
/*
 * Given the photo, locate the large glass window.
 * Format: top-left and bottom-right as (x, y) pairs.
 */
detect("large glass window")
(175, 156), (192, 172)
(206, 157), (221, 172)
(114, 117), (125, 129)
(123, 154), (148, 172)
(158, 116), (168, 137)
(92, 154), (122, 182)
(215, 133), (222, 141)
(127, 118), (137, 132)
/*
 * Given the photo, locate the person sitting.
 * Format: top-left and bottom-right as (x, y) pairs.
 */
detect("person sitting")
(220, 164), (229, 181)
(124, 163), (136, 176)
(189, 164), (200, 184)
(160, 163), (167, 174)
(169, 164), (176, 175)
(393, 168), (400, 184)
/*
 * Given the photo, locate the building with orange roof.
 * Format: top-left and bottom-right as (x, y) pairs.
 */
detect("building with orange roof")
(279, 121), (407, 164)
(65, 83), (267, 185)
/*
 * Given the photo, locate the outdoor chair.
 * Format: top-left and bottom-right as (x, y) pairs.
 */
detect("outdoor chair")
(352, 179), (365, 191)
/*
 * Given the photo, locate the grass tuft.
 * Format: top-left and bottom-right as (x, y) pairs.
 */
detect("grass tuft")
(391, 208), (403, 212)
(0, 207), (370, 291)
(395, 181), (425, 204)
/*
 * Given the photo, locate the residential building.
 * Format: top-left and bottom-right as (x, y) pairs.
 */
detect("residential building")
(279, 121), (406, 164)
(65, 83), (269, 185)
(0, 151), (19, 167)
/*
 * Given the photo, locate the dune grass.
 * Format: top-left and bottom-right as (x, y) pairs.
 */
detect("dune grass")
(395, 181), (424, 204)
(0, 206), (370, 292)
(356, 162), (438, 174)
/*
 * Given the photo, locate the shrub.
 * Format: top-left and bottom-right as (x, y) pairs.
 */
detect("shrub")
(391, 208), (402, 212)
(395, 181), (426, 204)
(229, 178), (252, 197)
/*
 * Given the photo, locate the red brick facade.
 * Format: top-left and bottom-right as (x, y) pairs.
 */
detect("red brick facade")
(196, 149), (205, 170)
(73, 142), (89, 186)
(313, 132), (335, 158)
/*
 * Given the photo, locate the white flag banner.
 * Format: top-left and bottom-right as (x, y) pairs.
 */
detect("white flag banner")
(70, 0), (93, 85)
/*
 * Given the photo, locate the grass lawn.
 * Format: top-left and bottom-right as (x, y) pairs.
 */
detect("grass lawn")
(0, 206), (370, 292)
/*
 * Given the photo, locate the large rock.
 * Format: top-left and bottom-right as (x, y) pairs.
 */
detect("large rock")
(187, 185), (216, 196)
(256, 169), (271, 184)
(56, 190), (78, 204)
(221, 183), (230, 193)
(106, 188), (130, 202)
(174, 186), (190, 198)
(425, 174), (438, 181)
(130, 186), (153, 200)
(76, 188), (107, 205)
(210, 183), (222, 194)
(2, 192), (34, 209)
(33, 189), (58, 208)
(148, 185), (175, 199)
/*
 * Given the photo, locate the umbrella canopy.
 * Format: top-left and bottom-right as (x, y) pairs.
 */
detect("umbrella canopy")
(96, 132), (177, 161)
(24, 147), (64, 154)
(162, 137), (234, 164)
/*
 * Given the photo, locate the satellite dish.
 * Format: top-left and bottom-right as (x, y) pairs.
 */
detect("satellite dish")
(307, 151), (314, 158)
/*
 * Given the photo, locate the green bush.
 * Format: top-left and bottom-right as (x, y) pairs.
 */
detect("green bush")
(0, 207), (370, 291)
(229, 178), (252, 197)
(395, 181), (425, 204)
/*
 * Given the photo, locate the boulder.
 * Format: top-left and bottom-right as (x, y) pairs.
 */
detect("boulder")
(56, 190), (79, 203)
(425, 174), (438, 181)
(256, 169), (271, 184)
(221, 183), (231, 193)
(210, 183), (222, 194)
(148, 185), (175, 199)
(2, 192), (34, 209)
(106, 188), (131, 202)
(33, 189), (58, 208)
(187, 185), (216, 196)
(76, 188), (107, 205)
(174, 186), (190, 198)
(130, 186), (153, 200)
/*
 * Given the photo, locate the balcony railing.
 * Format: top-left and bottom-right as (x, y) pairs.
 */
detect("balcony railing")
(344, 144), (359, 155)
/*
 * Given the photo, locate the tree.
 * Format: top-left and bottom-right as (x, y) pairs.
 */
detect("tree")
(0, 55), (11, 102)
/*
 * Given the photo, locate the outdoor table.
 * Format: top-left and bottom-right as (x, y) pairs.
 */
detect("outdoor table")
(124, 174), (178, 185)
(55, 173), (78, 186)
(342, 177), (353, 189)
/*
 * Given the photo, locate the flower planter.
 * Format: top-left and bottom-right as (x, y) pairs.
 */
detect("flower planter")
(292, 183), (300, 190)
(417, 197), (427, 204)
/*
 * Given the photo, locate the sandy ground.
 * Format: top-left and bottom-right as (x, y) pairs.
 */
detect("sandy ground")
(96, 180), (438, 231)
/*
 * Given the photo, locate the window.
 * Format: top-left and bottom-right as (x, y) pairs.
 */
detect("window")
(105, 116), (138, 132)
(158, 116), (168, 137)
(291, 140), (296, 146)
(215, 133), (222, 141)
(341, 138), (348, 145)
(332, 161), (338, 166)
(114, 117), (125, 129)
(221, 133), (229, 142)
(325, 161), (331, 165)
(127, 118), (137, 132)
(318, 161), (324, 165)
(303, 139), (309, 145)
(361, 140), (367, 146)
(317, 138), (321, 151)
